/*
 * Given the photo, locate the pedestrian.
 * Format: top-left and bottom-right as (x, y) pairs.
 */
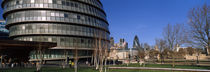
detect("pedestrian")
(72, 62), (74, 67)
(69, 60), (72, 67)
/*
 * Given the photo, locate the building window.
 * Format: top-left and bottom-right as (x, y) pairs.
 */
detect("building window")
(57, 1), (62, 4)
(62, 1), (65, 5)
(44, 0), (48, 3)
(49, 0), (53, 3)
(51, 13), (55, 16)
(60, 38), (65, 42)
(64, 13), (68, 18)
(48, 38), (52, 42)
(53, 0), (57, 4)
(29, 38), (33, 41)
(16, 1), (20, 5)
(22, 26), (25, 30)
(71, 3), (74, 7)
(81, 39), (84, 43)
(55, 13), (59, 17)
(31, 0), (35, 3)
(75, 3), (78, 8)
(60, 13), (64, 17)
(77, 15), (81, 20)
(66, 2), (70, 6)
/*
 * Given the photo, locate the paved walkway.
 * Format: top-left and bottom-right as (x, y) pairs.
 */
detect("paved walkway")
(108, 67), (210, 72)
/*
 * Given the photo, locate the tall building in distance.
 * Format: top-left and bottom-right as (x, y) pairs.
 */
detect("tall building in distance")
(2, 0), (110, 61)
(108, 38), (129, 62)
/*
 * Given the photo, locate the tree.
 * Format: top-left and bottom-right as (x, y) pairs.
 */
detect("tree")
(155, 38), (167, 63)
(149, 49), (159, 63)
(163, 23), (186, 67)
(186, 47), (195, 56)
(163, 24), (186, 50)
(138, 51), (145, 60)
(92, 30), (109, 72)
(188, 4), (209, 55)
(177, 48), (187, 58)
(73, 39), (79, 72)
(144, 43), (151, 51)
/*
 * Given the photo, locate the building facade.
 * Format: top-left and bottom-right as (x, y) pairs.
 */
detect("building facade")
(1, 0), (110, 60)
(108, 38), (129, 61)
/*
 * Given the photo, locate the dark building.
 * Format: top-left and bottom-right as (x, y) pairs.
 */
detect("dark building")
(1, 0), (110, 61)
(133, 35), (143, 51)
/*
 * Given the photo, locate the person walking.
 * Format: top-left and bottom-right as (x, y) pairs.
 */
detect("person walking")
(69, 60), (72, 68)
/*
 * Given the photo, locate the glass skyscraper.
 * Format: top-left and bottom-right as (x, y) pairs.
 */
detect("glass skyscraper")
(1, 0), (110, 60)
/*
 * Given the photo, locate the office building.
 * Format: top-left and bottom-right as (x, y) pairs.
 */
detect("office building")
(1, 0), (110, 61)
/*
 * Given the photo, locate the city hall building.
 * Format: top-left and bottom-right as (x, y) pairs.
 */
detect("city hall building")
(1, 0), (110, 61)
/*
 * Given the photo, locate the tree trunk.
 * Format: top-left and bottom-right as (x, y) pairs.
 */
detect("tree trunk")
(74, 59), (78, 72)
(104, 58), (107, 72)
(172, 55), (175, 68)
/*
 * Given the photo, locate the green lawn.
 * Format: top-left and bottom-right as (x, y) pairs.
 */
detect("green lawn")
(1, 64), (210, 72)
(111, 63), (210, 70)
(0, 67), (185, 72)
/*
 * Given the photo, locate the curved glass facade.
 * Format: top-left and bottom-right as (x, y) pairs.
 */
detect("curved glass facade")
(2, 0), (110, 60)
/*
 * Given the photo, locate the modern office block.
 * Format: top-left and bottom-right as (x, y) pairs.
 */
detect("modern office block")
(2, 0), (110, 60)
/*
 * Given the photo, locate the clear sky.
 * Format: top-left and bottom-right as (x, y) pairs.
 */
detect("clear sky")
(100, 0), (208, 47)
(0, 0), (209, 47)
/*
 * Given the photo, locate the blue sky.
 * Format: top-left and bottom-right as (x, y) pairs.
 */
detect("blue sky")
(0, 0), (209, 47)
(100, 0), (208, 47)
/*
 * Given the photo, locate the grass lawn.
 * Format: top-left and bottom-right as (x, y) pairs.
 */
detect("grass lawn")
(1, 64), (209, 72)
(111, 63), (210, 70)
(0, 67), (186, 72)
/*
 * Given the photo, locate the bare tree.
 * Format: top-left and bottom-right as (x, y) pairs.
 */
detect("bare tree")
(162, 48), (173, 59)
(98, 31), (109, 72)
(93, 31), (99, 70)
(137, 51), (145, 61)
(155, 38), (167, 63)
(177, 48), (187, 58)
(149, 49), (159, 63)
(93, 30), (109, 72)
(186, 47), (195, 56)
(144, 43), (150, 51)
(103, 34), (109, 72)
(188, 4), (209, 55)
(98, 32), (103, 72)
(74, 39), (78, 72)
(163, 24), (185, 50)
(163, 23), (186, 67)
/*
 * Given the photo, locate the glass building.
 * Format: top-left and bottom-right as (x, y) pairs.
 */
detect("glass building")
(1, 0), (110, 60)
